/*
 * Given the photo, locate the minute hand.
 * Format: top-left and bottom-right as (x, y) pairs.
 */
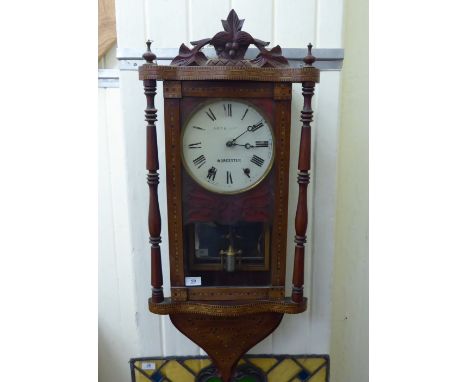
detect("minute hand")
(247, 121), (264, 132)
(230, 128), (249, 143)
(230, 122), (264, 143)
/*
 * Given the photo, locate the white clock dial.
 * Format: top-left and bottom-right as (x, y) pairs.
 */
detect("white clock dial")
(182, 100), (274, 194)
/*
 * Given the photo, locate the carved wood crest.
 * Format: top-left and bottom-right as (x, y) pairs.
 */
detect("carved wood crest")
(171, 9), (289, 68)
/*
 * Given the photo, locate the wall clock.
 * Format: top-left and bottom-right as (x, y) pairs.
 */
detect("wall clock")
(139, 10), (319, 382)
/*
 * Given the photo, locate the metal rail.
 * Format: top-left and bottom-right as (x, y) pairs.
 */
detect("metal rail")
(98, 48), (344, 88)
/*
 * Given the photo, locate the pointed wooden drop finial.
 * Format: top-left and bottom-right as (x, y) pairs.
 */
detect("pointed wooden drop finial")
(143, 40), (157, 63)
(303, 43), (316, 67)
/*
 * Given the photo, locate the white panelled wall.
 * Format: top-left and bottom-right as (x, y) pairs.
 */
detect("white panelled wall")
(98, 0), (364, 381)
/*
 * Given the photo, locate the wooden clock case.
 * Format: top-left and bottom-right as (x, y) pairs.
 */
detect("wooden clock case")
(138, 10), (319, 382)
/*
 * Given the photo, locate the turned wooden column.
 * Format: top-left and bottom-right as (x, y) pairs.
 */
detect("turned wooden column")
(143, 41), (164, 303)
(292, 44), (316, 303)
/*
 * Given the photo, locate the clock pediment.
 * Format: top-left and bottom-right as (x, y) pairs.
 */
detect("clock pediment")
(169, 9), (288, 68)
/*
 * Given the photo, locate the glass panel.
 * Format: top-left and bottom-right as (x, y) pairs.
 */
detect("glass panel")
(189, 222), (268, 271)
(180, 98), (275, 287)
(182, 173), (274, 287)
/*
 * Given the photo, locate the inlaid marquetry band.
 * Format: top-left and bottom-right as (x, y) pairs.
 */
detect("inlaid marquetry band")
(139, 64), (320, 83)
(149, 297), (307, 316)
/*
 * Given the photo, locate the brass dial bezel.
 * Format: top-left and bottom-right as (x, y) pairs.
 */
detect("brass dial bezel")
(180, 98), (275, 195)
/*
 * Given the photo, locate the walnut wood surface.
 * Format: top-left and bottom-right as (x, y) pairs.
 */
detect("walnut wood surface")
(181, 80), (274, 98)
(163, 98), (185, 289)
(170, 312), (284, 382)
(271, 97), (292, 287)
(163, 82), (291, 300)
(170, 10), (287, 69)
(149, 298), (306, 316)
(186, 286), (284, 301)
(140, 23), (319, 382)
(139, 64), (320, 83)
(292, 81), (316, 303)
(144, 79), (164, 303)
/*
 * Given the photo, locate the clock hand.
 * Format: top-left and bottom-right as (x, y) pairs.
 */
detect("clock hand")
(229, 142), (251, 149)
(230, 141), (269, 149)
(230, 128), (249, 142)
(247, 121), (264, 132)
(226, 121), (264, 147)
(229, 142), (259, 149)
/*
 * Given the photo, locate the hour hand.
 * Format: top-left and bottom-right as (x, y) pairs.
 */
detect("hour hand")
(230, 142), (254, 149)
(230, 141), (269, 149)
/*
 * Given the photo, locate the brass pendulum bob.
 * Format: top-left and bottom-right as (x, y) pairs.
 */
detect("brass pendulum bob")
(220, 228), (242, 272)
(220, 244), (237, 272)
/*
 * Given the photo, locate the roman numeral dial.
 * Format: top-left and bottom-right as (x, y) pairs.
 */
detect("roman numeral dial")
(207, 166), (217, 181)
(193, 155), (207, 168)
(251, 155), (265, 167)
(206, 108), (216, 121)
(224, 104), (232, 117)
(182, 100), (274, 194)
(255, 141), (269, 148)
(226, 171), (233, 184)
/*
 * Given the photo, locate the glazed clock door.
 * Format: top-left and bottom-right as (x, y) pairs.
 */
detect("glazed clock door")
(181, 99), (275, 194)
(181, 98), (276, 288)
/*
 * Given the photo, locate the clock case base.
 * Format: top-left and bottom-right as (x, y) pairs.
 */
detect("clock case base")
(170, 312), (283, 382)
(151, 298), (306, 382)
(149, 297), (307, 316)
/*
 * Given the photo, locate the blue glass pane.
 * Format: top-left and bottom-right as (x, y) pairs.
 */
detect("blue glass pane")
(150, 371), (164, 382)
(297, 369), (311, 381)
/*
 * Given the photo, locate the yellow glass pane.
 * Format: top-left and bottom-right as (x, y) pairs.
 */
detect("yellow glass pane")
(309, 366), (327, 382)
(161, 360), (195, 382)
(248, 357), (278, 372)
(183, 359), (213, 374)
(296, 358), (326, 373)
(135, 360), (166, 382)
(135, 370), (148, 382)
(267, 359), (301, 381)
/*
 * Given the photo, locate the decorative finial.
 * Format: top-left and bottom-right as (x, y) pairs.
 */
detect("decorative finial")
(303, 43), (316, 67)
(170, 9), (288, 67)
(143, 40), (157, 63)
